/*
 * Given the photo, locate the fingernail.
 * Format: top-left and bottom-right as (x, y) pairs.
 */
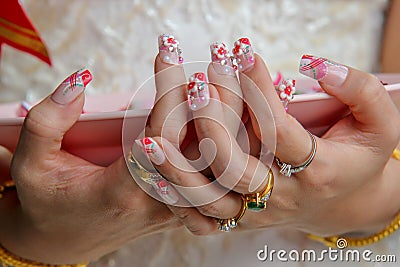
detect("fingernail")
(153, 179), (179, 205)
(135, 137), (166, 165)
(187, 72), (210, 111)
(51, 68), (92, 105)
(232, 37), (255, 72)
(299, 55), (348, 87)
(158, 34), (184, 65)
(210, 42), (235, 76)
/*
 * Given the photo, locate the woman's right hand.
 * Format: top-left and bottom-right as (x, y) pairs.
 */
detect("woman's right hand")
(0, 69), (180, 265)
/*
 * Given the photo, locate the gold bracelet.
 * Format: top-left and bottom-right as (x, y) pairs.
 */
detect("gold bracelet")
(0, 180), (15, 199)
(0, 244), (87, 267)
(0, 180), (87, 267)
(308, 148), (400, 248)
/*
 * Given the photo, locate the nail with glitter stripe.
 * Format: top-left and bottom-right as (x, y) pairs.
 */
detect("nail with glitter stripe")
(136, 137), (166, 165)
(210, 42), (235, 76)
(187, 72), (210, 111)
(299, 55), (348, 87)
(51, 68), (92, 105)
(232, 37), (255, 72)
(158, 34), (184, 65)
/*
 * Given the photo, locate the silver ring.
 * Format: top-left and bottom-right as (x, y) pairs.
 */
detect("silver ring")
(275, 130), (317, 177)
(217, 218), (238, 232)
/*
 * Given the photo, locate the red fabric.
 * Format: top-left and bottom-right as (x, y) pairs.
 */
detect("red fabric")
(0, 0), (51, 65)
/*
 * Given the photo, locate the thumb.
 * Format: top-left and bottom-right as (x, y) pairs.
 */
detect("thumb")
(14, 68), (92, 163)
(299, 55), (400, 142)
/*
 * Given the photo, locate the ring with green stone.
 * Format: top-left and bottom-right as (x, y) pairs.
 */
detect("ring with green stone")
(245, 169), (274, 212)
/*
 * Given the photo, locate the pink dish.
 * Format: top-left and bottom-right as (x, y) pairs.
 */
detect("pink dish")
(1, 74), (399, 166)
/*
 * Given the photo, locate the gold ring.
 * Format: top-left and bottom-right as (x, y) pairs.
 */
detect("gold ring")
(217, 195), (247, 232)
(245, 169), (274, 212)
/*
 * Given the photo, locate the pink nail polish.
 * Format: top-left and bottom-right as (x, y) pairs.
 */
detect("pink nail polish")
(187, 72), (210, 111)
(158, 34), (184, 65)
(210, 42), (235, 76)
(51, 68), (92, 105)
(232, 37), (255, 72)
(136, 137), (166, 165)
(299, 55), (348, 87)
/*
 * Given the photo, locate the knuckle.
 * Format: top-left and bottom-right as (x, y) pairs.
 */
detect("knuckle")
(172, 209), (215, 236)
(197, 203), (221, 218)
(362, 73), (381, 88)
(357, 74), (385, 103)
(175, 208), (192, 222)
(24, 109), (62, 139)
(269, 193), (299, 211)
(301, 167), (337, 199)
(275, 116), (297, 142)
(187, 222), (214, 236)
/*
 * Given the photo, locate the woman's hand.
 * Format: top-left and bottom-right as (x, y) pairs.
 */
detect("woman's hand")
(131, 37), (249, 234)
(142, 38), (400, 238)
(0, 69), (180, 264)
(235, 53), (400, 236)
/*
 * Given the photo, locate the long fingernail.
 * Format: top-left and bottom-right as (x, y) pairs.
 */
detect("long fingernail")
(153, 179), (179, 205)
(187, 72), (210, 111)
(51, 68), (92, 105)
(299, 55), (348, 87)
(135, 137), (166, 165)
(158, 34), (184, 65)
(232, 37), (255, 72)
(210, 42), (235, 76)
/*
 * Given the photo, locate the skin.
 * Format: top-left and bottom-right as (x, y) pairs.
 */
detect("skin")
(0, 63), (184, 264)
(1, 10), (400, 262)
(147, 54), (400, 238)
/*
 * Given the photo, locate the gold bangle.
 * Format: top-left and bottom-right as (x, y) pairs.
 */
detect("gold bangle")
(0, 244), (88, 267)
(392, 148), (400, 160)
(308, 148), (400, 248)
(0, 180), (15, 199)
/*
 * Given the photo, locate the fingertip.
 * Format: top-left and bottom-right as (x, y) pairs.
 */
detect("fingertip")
(299, 54), (348, 88)
(187, 72), (211, 111)
(51, 68), (92, 105)
(157, 34), (184, 66)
